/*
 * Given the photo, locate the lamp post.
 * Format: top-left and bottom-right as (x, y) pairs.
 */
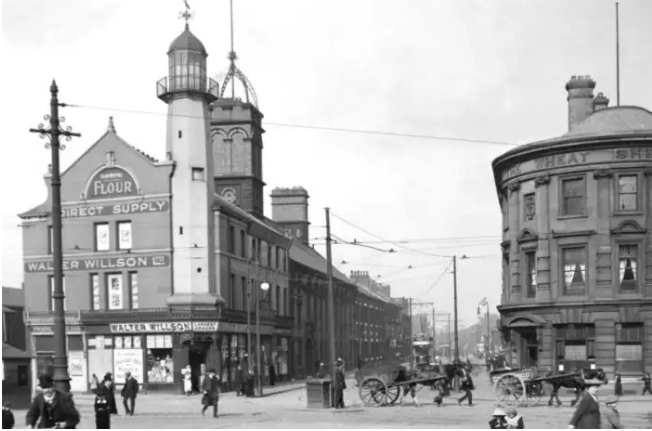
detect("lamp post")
(256, 280), (270, 397)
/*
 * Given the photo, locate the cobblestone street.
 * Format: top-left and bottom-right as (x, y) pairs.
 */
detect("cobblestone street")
(12, 374), (652, 428)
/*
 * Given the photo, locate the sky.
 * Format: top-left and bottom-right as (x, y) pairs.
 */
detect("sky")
(2, 0), (651, 326)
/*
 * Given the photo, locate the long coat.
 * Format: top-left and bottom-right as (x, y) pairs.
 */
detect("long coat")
(201, 376), (220, 406)
(569, 392), (601, 429)
(26, 391), (80, 429)
(334, 368), (347, 391)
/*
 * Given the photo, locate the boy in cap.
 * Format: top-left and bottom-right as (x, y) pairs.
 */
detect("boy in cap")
(2, 401), (15, 429)
(601, 395), (624, 429)
(26, 374), (80, 429)
(504, 406), (524, 429)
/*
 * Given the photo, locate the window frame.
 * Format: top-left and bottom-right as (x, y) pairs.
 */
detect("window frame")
(49, 275), (66, 312)
(559, 244), (589, 296)
(228, 225), (236, 255)
(558, 174), (588, 218)
(229, 272), (236, 309)
(116, 220), (133, 251)
(106, 273), (124, 310)
(90, 273), (101, 311)
(523, 192), (536, 221)
(94, 222), (110, 252)
(129, 272), (139, 310)
(612, 238), (644, 294)
(523, 249), (537, 299)
(240, 230), (246, 258)
(241, 276), (248, 311)
(614, 172), (642, 214)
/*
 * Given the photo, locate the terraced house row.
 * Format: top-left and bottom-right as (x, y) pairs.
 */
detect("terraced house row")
(18, 22), (411, 394)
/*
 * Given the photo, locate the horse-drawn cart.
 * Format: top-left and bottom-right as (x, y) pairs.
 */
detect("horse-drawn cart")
(357, 359), (452, 407)
(491, 367), (552, 407)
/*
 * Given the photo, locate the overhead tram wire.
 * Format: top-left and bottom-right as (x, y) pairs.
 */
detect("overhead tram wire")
(62, 103), (517, 147)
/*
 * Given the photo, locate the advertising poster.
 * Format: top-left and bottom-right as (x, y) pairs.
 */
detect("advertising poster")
(113, 349), (143, 383)
(107, 274), (123, 310)
(69, 352), (84, 376)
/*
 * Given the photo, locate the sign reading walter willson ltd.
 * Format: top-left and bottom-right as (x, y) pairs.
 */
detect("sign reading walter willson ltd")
(24, 255), (170, 273)
(86, 167), (138, 200)
(110, 322), (220, 333)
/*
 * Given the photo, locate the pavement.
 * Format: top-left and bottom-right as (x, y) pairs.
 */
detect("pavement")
(12, 371), (652, 429)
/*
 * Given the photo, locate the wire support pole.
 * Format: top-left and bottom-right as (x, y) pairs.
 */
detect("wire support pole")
(325, 208), (338, 393)
(28, 80), (81, 393)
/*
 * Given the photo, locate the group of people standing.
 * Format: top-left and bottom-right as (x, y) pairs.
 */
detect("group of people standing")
(90, 371), (138, 428)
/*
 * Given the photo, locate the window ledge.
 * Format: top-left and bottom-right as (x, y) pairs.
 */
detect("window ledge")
(557, 214), (589, 220)
(614, 210), (644, 217)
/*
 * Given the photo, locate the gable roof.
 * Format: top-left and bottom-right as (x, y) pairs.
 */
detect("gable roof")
(289, 240), (351, 285)
(563, 106), (652, 138)
(2, 287), (24, 308)
(19, 126), (161, 219)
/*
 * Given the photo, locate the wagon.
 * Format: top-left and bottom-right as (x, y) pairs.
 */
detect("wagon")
(491, 367), (574, 407)
(357, 358), (450, 407)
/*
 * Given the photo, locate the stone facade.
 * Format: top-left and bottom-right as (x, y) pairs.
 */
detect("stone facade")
(492, 76), (652, 379)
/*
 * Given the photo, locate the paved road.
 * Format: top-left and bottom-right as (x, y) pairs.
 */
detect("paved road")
(13, 372), (652, 428)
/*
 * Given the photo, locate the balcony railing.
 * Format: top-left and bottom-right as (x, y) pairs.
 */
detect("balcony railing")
(157, 76), (219, 102)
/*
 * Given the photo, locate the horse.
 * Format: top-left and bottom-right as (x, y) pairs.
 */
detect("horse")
(546, 368), (608, 407)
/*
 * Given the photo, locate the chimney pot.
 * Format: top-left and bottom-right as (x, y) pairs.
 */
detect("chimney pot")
(566, 75), (597, 131)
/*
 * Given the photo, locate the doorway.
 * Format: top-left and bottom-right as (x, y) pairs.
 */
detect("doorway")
(518, 328), (539, 368)
(189, 348), (206, 392)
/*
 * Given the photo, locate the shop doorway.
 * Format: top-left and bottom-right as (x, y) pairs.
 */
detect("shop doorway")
(518, 328), (539, 368)
(189, 347), (207, 392)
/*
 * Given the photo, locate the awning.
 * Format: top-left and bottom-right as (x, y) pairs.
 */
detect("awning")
(2, 306), (14, 313)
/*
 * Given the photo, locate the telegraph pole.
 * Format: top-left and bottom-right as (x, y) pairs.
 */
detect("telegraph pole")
(324, 208), (337, 398)
(29, 80), (81, 393)
(452, 256), (459, 363)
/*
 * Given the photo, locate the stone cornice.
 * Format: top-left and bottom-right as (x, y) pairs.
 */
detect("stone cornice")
(508, 182), (520, 193)
(644, 168), (652, 177)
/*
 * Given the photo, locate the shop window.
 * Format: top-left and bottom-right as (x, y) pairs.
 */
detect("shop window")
(618, 244), (638, 292)
(615, 323), (643, 373)
(95, 222), (110, 251)
(562, 246), (587, 295)
(524, 251), (537, 298)
(146, 335), (174, 384)
(106, 273), (124, 310)
(554, 324), (595, 371)
(617, 175), (638, 211)
(117, 221), (132, 250)
(561, 177), (586, 216)
(129, 272), (139, 310)
(90, 274), (100, 310)
(49, 275), (66, 312)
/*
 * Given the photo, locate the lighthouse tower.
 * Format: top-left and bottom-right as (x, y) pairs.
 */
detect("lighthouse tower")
(157, 17), (223, 307)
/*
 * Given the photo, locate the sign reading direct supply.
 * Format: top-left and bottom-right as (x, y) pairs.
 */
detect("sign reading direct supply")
(61, 200), (169, 218)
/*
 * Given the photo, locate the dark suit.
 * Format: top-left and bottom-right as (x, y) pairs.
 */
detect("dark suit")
(569, 392), (601, 429)
(201, 375), (220, 417)
(26, 391), (80, 429)
(333, 368), (347, 408)
(120, 377), (139, 415)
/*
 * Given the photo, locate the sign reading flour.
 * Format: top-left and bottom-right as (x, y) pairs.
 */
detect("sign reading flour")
(86, 167), (138, 200)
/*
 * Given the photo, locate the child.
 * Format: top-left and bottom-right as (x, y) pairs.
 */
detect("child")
(94, 387), (112, 429)
(504, 406), (525, 429)
(2, 401), (15, 429)
(601, 395), (624, 429)
(642, 373), (652, 396)
(489, 407), (508, 429)
(614, 374), (622, 396)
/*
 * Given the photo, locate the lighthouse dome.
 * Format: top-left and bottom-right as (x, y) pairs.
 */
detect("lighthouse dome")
(168, 24), (206, 54)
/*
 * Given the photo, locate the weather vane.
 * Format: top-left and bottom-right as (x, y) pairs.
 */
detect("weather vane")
(179, 0), (194, 25)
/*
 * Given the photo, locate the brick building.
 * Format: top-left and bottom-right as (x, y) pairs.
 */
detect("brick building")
(3, 286), (30, 394)
(492, 75), (652, 378)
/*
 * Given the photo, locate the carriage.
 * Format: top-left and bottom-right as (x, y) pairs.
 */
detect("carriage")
(356, 358), (451, 407)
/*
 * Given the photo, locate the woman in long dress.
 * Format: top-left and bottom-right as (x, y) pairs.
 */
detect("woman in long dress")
(183, 366), (193, 396)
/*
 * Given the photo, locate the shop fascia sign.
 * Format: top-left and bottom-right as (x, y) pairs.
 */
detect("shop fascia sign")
(109, 321), (274, 334)
(26, 315), (81, 326)
(25, 254), (170, 273)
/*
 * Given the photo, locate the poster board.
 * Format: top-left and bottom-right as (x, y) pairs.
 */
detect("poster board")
(113, 349), (143, 386)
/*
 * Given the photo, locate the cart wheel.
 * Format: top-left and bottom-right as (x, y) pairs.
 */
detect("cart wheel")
(359, 377), (388, 407)
(385, 384), (401, 405)
(532, 381), (552, 407)
(494, 373), (526, 407)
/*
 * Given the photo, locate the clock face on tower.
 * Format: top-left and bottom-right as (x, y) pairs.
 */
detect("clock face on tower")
(221, 187), (237, 204)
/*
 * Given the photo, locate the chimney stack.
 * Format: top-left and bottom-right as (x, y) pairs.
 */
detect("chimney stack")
(270, 187), (311, 246)
(593, 92), (610, 111)
(565, 75), (596, 131)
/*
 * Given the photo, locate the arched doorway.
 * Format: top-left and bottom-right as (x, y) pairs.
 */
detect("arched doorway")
(505, 315), (545, 368)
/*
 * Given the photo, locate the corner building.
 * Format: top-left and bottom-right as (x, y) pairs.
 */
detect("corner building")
(492, 75), (652, 378)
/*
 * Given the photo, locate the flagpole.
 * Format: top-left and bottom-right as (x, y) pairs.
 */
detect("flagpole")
(616, 2), (620, 106)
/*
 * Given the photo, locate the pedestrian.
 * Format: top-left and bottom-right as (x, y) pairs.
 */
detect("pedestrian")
(90, 374), (100, 394)
(100, 373), (118, 416)
(396, 366), (419, 407)
(269, 362), (276, 387)
(458, 369), (475, 407)
(201, 369), (220, 418)
(333, 358), (346, 409)
(245, 365), (254, 397)
(489, 407), (508, 429)
(601, 395), (624, 429)
(120, 371), (139, 416)
(2, 401), (15, 429)
(94, 386), (112, 429)
(183, 366), (193, 396)
(614, 374), (622, 396)
(504, 406), (525, 429)
(234, 364), (243, 396)
(568, 378), (603, 429)
(26, 374), (80, 429)
(317, 361), (326, 378)
(642, 373), (652, 395)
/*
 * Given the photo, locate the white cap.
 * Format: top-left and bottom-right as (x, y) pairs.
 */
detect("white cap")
(493, 408), (506, 416)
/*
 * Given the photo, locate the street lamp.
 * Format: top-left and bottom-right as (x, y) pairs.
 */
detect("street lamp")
(256, 281), (270, 397)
